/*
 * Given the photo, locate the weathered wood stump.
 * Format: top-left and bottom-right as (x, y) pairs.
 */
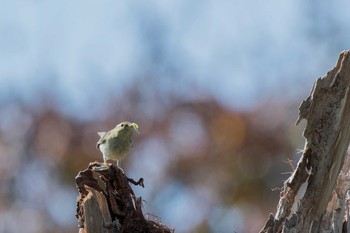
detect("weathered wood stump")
(261, 51), (350, 232)
(75, 162), (173, 233)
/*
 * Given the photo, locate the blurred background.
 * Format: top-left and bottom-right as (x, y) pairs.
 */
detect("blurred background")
(0, 1), (349, 233)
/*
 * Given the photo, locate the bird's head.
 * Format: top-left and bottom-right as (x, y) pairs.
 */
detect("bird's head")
(116, 121), (139, 135)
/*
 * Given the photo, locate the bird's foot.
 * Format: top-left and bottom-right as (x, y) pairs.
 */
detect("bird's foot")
(92, 161), (110, 171)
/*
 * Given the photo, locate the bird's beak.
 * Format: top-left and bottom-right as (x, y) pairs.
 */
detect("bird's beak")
(130, 123), (139, 134)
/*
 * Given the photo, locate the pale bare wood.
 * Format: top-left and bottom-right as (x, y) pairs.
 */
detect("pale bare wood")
(82, 187), (107, 233)
(261, 50), (350, 233)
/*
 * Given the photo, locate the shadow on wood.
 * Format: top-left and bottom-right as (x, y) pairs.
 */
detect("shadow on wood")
(75, 162), (173, 233)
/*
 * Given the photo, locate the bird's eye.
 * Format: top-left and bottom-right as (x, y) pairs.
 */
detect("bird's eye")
(120, 124), (124, 127)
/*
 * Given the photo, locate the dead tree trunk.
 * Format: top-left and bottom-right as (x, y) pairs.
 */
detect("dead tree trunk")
(261, 50), (350, 233)
(75, 162), (173, 233)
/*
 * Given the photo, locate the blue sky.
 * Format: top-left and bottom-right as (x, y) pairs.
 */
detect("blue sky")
(1, 1), (349, 121)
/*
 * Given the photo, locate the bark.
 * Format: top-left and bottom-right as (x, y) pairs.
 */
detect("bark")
(75, 162), (173, 233)
(261, 50), (350, 233)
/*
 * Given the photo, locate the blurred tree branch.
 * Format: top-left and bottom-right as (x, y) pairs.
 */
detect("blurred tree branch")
(261, 50), (350, 232)
(75, 162), (173, 233)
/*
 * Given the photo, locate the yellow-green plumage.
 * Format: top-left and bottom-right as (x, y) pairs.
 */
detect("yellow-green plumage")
(96, 121), (138, 166)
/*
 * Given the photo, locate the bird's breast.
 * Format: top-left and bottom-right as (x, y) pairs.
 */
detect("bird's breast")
(106, 136), (131, 158)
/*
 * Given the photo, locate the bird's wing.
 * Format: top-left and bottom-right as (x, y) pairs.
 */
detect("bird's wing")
(96, 132), (107, 149)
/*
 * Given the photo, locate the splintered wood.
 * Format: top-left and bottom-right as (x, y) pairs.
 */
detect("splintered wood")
(261, 50), (350, 233)
(75, 162), (173, 233)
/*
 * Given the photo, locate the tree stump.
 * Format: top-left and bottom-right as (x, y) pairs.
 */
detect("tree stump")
(261, 50), (350, 232)
(75, 162), (173, 233)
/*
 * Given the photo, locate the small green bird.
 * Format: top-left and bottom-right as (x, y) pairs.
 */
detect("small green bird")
(96, 121), (139, 168)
